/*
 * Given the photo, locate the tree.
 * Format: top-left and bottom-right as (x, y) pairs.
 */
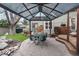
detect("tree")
(0, 19), (9, 27)
(22, 19), (28, 25)
(5, 10), (21, 34)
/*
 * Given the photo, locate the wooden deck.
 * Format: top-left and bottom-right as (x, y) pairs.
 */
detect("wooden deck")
(57, 35), (77, 55)
(58, 35), (76, 48)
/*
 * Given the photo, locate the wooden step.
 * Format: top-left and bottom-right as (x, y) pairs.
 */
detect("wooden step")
(56, 38), (76, 55)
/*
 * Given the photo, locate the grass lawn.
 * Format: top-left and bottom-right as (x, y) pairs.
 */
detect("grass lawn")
(6, 33), (28, 42)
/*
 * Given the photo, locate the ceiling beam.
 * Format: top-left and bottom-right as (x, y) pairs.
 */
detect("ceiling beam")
(54, 9), (63, 14)
(29, 12), (39, 21)
(43, 5), (53, 10)
(19, 10), (27, 14)
(0, 4), (28, 20)
(22, 3), (34, 17)
(43, 4), (63, 14)
(51, 4), (79, 21)
(42, 11), (52, 21)
(26, 11), (39, 18)
(43, 11), (56, 18)
(30, 19), (50, 21)
(38, 4), (43, 12)
(49, 3), (59, 14)
(38, 4), (43, 20)
(1, 3), (79, 21)
(19, 5), (38, 14)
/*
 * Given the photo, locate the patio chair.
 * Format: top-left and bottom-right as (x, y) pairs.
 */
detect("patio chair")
(39, 33), (47, 41)
(30, 32), (47, 45)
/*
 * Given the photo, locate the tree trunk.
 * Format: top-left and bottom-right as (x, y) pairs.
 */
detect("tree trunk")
(5, 10), (21, 35)
(9, 25), (16, 34)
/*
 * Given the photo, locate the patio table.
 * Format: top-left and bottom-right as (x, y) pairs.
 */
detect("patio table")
(31, 32), (47, 42)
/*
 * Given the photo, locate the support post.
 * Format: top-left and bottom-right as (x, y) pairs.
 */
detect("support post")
(29, 21), (32, 40)
(77, 8), (79, 54)
(67, 12), (69, 41)
(49, 21), (52, 36)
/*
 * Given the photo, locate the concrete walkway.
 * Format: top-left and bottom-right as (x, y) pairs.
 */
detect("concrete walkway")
(13, 37), (71, 56)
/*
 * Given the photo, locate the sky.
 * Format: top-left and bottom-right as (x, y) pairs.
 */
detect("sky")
(0, 7), (7, 20)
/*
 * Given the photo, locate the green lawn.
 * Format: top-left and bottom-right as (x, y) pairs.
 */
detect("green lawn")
(6, 34), (28, 42)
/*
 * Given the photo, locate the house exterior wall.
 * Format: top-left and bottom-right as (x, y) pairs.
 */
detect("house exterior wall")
(31, 21), (44, 32)
(69, 11), (77, 31)
(31, 21), (53, 34)
(31, 11), (77, 34)
(52, 10), (77, 33)
(43, 21), (52, 34)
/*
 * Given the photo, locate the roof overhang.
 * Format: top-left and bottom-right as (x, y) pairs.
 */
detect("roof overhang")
(0, 3), (79, 21)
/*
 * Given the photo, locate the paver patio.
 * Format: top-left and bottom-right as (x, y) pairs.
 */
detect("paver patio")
(13, 37), (71, 56)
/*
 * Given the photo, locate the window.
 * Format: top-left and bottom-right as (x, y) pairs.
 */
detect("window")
(45, 22), (48, 29)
